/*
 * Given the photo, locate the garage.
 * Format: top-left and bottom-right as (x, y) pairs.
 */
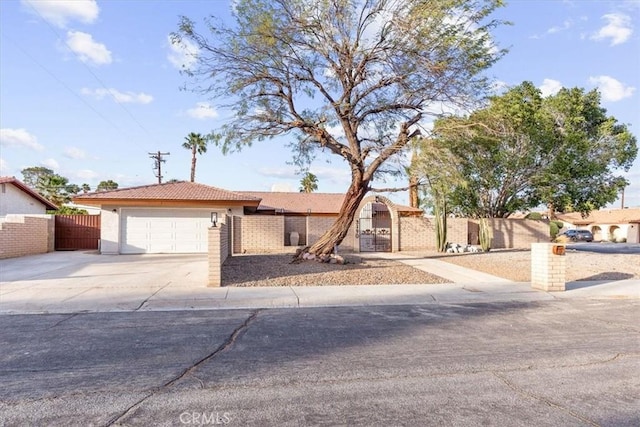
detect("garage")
(121, 208), (212, 254)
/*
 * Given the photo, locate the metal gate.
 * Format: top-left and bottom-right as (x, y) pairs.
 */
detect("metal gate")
(358, 202), (391, 252)
(55, 215), (101, 250)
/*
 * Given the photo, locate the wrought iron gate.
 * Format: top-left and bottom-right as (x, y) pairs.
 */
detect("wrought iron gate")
(358, 202), (391, 252)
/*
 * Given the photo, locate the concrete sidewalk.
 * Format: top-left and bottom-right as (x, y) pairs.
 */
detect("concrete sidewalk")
(1, 251), (638, 314)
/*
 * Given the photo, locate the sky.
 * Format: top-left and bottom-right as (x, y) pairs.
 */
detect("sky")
(1, 0), (639, 208)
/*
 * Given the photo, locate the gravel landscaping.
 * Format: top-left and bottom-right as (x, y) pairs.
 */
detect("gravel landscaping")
(435, 248), (640, 282)
(222, 247), (640, 286)
(222, 253), (450, 286)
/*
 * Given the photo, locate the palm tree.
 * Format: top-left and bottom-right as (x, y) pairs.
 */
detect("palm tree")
(299, 172), (318, 193)
(81, 183), (91, 193)
(182, 132), (208, 182)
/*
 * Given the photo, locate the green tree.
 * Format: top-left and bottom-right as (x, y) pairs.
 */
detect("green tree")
(81, 183), (91, 193)
(182, 132), (209, 182)
(173, 0), (506, 255)
(49, 206), (89, 215)
(410, 137), (465, 252)
(433, 82), (637, 218)
(21, 167), (77, 206)
(299, 172), (318, 193)
(21, 166), (53, 189)
(96, 180), (119, 191)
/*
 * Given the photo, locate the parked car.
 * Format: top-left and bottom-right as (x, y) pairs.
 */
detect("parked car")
(561, 229), (594, 242)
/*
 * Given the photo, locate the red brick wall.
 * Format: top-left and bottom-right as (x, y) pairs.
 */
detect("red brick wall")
(0, 215), (54, 259)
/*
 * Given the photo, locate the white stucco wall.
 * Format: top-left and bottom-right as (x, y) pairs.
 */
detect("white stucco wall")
(0, 183), (48, 216)
(100, 206), (120, 254)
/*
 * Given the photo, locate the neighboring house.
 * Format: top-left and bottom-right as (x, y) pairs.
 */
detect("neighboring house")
(557, 208), (640, 243)
(0, 176), (57, 216)
(0, 177), (57, 259)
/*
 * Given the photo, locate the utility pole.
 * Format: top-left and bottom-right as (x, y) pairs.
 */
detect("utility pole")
(149, 151), (170, 184)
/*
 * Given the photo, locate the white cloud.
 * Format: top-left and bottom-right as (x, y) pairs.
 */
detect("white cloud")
(63, 146), (86, 159)
(547, 19), (573, 34)
(588, 75), (635, 102)
(21, 0), (99, 28)
(270, 183), (294, 192)
(167, 35), (199, 70)
(41, 158), (60, 169)
(64, 31), (112, 65)
(312, 166), (351, 187)
(0, 158), (9, 174)
(0, 128), (44, 151)
(81, 88), (153, 104)
(186, 102), (219, 119)
(539, 78), (563, 97)
(73, 169), (99, 180)
(591, 13), (633, 46)
(259, 167), (298, 179)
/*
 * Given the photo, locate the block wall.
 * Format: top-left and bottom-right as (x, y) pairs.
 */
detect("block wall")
(531, 243), (566, 291)
(470, 218), (550, 248)
(0, 215), (54, 259)
(285, 216), (307, 246)
(238, 216), (286, 253)
(208, 223), (228, 287)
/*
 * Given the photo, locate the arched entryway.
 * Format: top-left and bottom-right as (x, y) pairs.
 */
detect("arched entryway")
(356, 196), (398, 252)
(591, 225), (602, 242)
(609, 225), (622, 242)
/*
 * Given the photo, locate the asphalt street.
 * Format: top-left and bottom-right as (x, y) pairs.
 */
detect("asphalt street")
(1, 300), (638, 426)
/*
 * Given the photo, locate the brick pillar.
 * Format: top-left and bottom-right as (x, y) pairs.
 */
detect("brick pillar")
(531, 243), (566, 291)
(208, 226), (222, 287)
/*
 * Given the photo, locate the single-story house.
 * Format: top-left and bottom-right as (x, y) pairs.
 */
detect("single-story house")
(556, 208), (640, 243)
(72, 181), (423, 254)
(0, 177), (57, 259)
(0, 176), (58, 216)
(73, 181), (261, 254)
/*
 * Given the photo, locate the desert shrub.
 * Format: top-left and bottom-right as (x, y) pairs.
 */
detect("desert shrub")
(525, 212), (543, 220)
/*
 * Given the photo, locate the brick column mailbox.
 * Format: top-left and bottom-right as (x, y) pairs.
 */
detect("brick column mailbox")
(531, 242), (566, 292)
(208, 223), (228, 287)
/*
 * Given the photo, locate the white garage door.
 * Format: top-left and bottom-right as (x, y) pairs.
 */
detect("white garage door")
(121, 209), (211, 254)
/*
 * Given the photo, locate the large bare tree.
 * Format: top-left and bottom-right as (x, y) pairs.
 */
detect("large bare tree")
(173, 0), (506, 255)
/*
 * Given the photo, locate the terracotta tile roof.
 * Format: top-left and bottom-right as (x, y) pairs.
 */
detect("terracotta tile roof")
(238, 191), (422, 215)
(0, 176), (58, 210)
(557, 208), (640, 225)
(73, 181), (261, 203)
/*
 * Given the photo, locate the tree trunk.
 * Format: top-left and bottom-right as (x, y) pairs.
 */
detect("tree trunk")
(190, 146), (197, 182)
(307, 179), (369, 256)
(409, 175), (419, 208)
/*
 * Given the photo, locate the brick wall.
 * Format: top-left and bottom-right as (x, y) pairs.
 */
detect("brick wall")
(469, 218), (549, 248)
(238, 216), (285, 253)
(0, 215), (54, 259)
(208, 223), (228, 287)
(285, 216), (307, 246)
(399, 216), (435, 250)
(531, 242), (566, 291)
(228, 214), (549, 254)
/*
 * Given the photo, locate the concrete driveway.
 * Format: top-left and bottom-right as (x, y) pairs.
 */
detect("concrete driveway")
(0, 251), (212, 313)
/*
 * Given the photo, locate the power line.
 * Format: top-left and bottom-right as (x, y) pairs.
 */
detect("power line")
(149, 151), (170, 184)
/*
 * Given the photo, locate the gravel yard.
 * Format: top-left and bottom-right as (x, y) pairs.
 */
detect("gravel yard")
(222, 247), (640, 286)
(222, 253), (449, 286)
(435, 248), (640, 282)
